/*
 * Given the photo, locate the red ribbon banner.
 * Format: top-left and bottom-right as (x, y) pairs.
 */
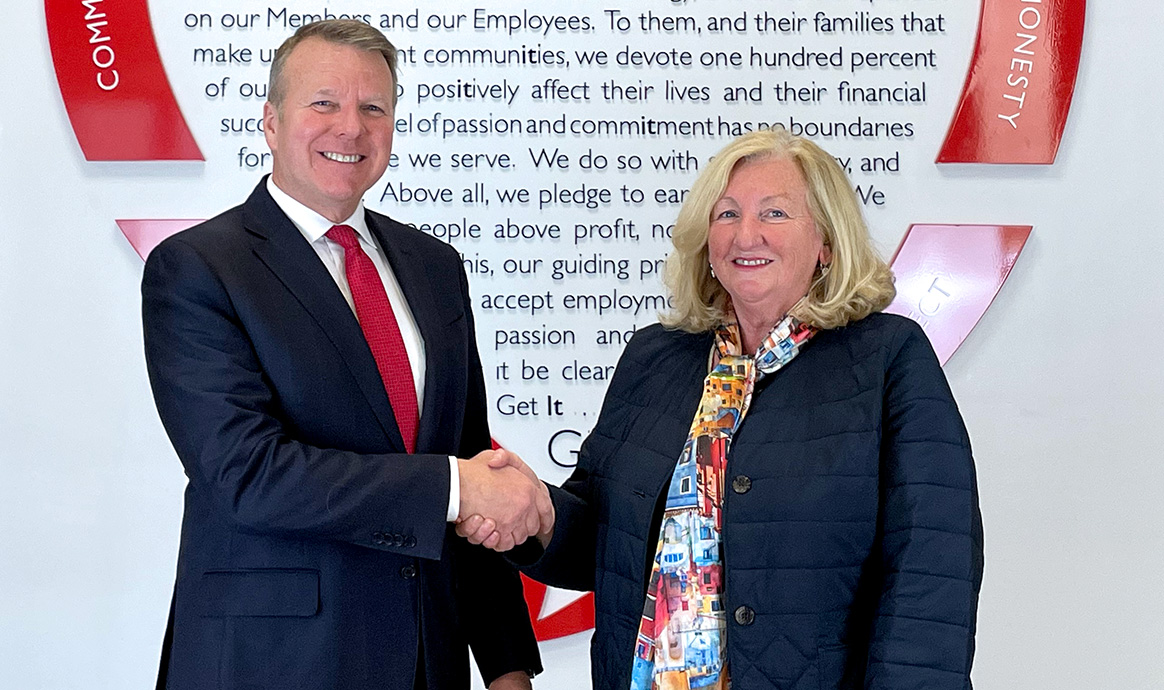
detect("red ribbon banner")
(46, 0), (203, 161)
(938, 0), (1085, 164)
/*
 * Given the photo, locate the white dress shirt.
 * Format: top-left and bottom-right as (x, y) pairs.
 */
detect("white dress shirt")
(267, 178), (460, 521)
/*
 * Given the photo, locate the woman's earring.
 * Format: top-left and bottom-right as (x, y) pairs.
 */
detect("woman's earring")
(817, 261), (831, 278)
(709, 262), (717, 279)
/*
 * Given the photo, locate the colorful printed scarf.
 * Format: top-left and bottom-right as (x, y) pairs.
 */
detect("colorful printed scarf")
(629, 314), (816, 690)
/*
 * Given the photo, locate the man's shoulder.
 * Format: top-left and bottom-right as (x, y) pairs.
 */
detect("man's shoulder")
(152, 179), (275, 259)
(146, 203), (250, 269)
(365, 208), (459, 260)
(188, 203), (249, 239)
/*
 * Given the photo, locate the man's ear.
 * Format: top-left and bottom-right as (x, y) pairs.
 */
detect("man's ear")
(262, 101), (278, 152)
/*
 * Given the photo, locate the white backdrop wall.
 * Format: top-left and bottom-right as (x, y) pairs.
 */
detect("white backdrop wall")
(1, 1), (1162, 688)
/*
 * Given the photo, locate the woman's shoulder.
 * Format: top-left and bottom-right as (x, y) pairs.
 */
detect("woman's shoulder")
(596, 323), (712, 404)
(621, 322), (714, 367)
(816, 312), (941, 375)
(840, 311), (921, 337)
(828, 311), (930, 351)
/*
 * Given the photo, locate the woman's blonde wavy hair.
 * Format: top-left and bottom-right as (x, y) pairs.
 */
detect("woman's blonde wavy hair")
(661, 129), (895, 332)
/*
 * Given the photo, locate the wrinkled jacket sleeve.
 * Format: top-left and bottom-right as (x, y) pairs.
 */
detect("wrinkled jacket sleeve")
(509, 332), (661, 591)
(867, 320), (984, 688)
(450, 265), (543, 684)
(512, 442), (600, 592)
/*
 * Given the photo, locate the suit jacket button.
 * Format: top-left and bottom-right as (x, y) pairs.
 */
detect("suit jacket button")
(733, 605), (755, 626)
(732, 475), (752, 494)
(393, 534), (405, 547)
(404, 536), (417, 548)
(400, 565), (417, 579)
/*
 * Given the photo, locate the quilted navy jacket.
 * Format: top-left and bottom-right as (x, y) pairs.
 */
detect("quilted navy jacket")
(523, 313), (983, 689)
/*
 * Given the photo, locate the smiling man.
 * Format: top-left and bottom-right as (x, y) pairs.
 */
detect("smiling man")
(142, 20), (544, 690)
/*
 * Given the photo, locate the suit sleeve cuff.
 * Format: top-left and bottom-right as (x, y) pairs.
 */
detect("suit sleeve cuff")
(447, 455), (460, 522)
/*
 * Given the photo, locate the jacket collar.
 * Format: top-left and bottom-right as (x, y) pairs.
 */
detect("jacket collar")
(241, 178), (411, 450)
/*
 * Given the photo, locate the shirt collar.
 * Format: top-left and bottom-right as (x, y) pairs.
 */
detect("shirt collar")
(266, 176), (373, 246)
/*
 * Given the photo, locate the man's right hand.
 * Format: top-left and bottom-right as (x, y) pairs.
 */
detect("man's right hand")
(457, 449), (554, 552)
(457, 449), (553, 551)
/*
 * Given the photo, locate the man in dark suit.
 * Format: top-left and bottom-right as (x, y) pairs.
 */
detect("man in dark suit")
(142, 19), (547, 690)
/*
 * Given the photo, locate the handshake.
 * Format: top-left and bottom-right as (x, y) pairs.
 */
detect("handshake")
(456, 449), (554, 552)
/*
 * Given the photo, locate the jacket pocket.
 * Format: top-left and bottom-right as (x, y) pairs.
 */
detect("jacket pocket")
(198, 568), (320, 617)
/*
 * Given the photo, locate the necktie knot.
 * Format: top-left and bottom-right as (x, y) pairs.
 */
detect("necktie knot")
(326, 224), (360, 251)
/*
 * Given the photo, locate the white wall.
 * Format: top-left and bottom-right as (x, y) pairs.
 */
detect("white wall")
(1, 2), (1162, 688)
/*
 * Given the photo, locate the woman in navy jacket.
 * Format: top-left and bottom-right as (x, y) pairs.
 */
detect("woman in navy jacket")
(462, 130), (983, 689)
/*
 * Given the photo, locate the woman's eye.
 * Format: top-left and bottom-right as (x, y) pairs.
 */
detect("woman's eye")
(715, 209), (738, 219)
(766, 209), (787, 219)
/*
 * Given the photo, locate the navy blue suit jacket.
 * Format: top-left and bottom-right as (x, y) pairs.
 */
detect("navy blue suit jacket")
(142, 180), (539, 689)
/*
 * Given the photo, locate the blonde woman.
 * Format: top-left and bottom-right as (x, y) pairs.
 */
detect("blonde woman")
(462, 130), (983, 689)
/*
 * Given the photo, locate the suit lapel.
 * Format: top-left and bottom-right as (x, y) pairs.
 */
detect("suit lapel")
(366, 213), (454, 454)
(242, 182), (406, 449)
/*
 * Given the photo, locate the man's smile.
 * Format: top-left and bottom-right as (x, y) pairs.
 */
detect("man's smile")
(321, 151), (364, 163)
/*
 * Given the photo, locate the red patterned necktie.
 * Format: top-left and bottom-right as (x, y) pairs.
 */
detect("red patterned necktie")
(326, 224), (419, 453)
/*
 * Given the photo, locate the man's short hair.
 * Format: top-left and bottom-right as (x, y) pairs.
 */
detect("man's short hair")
(268, 19), (398, 108)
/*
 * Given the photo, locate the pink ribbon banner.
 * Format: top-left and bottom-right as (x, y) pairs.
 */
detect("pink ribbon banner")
(886, 224), (1032, 365)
